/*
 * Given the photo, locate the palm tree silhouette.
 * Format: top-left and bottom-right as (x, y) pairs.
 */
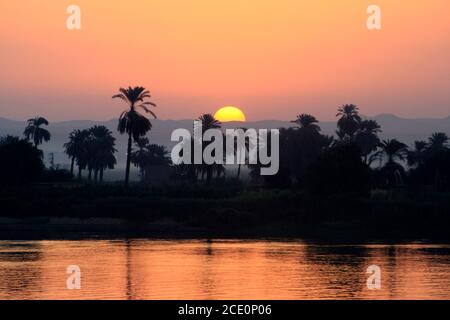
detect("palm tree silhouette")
(113, 86), (157, 185)
(428, 132), (449, 152)
(280, 115), (333, 184)
(359, 120), (381, 134)
(336, 104), (361, 139)
(130, 137), (150, 178)
(291, 114), (321, 132)
(24, 116), (51, 147)
(197, 114), (221, 131)
(64, 129), (83, 175)
(66, 129), (91, 179)
(75, 129), (91, 179)
(131, 138), (170, 182)
(355, 120), (382, 164)
(88, 126), (117, 182)
(374, 139), (408, 186)
(233, 127), (250, 180)
(196, 114), (221, 184)
(376, 139), (408, 165)
(407, 140), (427, 167)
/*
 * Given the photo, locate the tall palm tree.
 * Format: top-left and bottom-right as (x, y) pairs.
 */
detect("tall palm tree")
(336, 104), (361, 139)
(291, 114), (321, 132)
(113, 86), (157, 185)
(24, 116), (51, 147)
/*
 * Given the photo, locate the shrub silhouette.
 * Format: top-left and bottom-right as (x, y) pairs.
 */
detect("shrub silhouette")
(0, 136), (44, 185)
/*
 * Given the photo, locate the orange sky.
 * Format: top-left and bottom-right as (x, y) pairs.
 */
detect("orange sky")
(0, 0), (449, 121)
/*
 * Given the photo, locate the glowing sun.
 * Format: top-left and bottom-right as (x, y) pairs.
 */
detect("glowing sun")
(214, 106), (246, 122)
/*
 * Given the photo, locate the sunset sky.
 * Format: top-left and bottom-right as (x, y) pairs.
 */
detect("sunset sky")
(0, 0), (449, 121)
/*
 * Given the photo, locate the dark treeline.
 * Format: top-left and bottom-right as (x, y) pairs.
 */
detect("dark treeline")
(0, 99), (449, 192)
(1, 87), (449, 239)
(249, 104), (450, 194)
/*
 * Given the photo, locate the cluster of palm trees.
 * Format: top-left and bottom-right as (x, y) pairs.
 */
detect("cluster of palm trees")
(130, 137), (170, 182)
(19, 87), (160, 184)
(255, 113), (333, 183)
(334, 104), (448, 178)
(246, 104), (449, 187)
(172, 114), (226, 184)
(64, 126), (117, 181)
(407, 132), (450, 167)
(335, 104), (382, 164)
(64, 86), (159, 184)
(18, 91), (449, 188)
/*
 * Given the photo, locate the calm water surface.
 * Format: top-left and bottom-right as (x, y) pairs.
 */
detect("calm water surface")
(0, 240), (449, 300)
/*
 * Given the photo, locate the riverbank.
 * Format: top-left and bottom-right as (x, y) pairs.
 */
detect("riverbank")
(1, 218), (449, 242)
(1, 184), (449, 241)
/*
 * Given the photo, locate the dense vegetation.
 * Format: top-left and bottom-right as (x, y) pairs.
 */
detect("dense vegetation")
(0, 87), (449, 239)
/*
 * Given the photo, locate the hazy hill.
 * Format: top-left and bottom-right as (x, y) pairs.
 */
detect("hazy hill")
(1, 115), (449, 171)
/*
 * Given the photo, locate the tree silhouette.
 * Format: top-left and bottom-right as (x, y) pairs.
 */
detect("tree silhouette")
(428, 132), (449, 153)
(64, 129), (90, 179)
(288, 115), (333, 184)
(113, 86), (157, 185)
(131, 138), (170, 182)
(374, 139), (409, 186)
(24, 116), (51, 147)
(291, 114), (321, 132)
(130, 137), (150, 178)
(376, 139), (408, 165)
(408, 133), (449, 169)
(64, 129), (84, 176)
(410, 149), (450, 191)
(196, 114), (222, 184)
(354, 119), (382, 164)
(407, 140), (428, 167)
(88, 126), (117, 182)
(64, 127), (116, 181)
(233, 127), (250, 180)
(304, 143), (371, 196)
(336, 104), (361, 139)
(197, 114), (221, 131)
(0, 136), (44, 185)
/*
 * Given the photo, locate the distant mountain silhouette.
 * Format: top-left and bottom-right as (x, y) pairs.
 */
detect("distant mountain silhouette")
(1, 115), (449, 170)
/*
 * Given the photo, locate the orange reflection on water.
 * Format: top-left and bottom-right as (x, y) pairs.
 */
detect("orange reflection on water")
(0, 240), (449, 300)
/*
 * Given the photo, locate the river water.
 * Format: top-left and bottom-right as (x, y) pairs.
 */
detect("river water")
(0, 240), (449, 300)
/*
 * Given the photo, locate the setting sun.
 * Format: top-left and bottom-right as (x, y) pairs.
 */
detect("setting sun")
(214, 106), (246, 122)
